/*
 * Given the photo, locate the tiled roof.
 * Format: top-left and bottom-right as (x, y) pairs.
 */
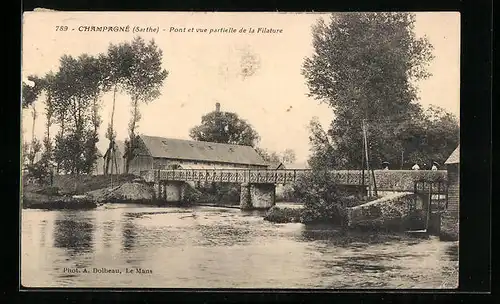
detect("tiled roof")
(139, 135), (268, 166)
(445, 145), (460, 164)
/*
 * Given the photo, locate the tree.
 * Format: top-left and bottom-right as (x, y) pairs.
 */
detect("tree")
(189, 108), (260, 147)
(22, 75), (44, 165)
(307, 117), (337, 170)
(281, 149), (296, 164)
(302, 13), (435, 169)
(101, 41), (136, 175)
(255, 148), (281, 163)
(50, 54), (104, 176)
(123, 37), (169, 173)
(397, 105), (459, 167)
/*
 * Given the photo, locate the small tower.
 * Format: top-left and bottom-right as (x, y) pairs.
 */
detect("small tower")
(215, 102), (221, 113)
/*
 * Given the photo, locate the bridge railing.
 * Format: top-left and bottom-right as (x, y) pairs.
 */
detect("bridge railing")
(145, 169), (447, 190)
(150, 168), (370, 185)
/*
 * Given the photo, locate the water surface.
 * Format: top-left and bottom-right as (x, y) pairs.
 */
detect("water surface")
(21, 203), (458, 288)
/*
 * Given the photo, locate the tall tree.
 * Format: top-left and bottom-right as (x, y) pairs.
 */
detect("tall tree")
(22, 75), (43, 165)
(281, 149), (296, 164)
(302, 13), (435, 169)
(51, 54), (104, 176)
(307, 116), (337, 170)
(123, 37), (169, 173)
(255, 148), (281, 163)
(101, 42), (135, 175)
(189, 106), (260, 147)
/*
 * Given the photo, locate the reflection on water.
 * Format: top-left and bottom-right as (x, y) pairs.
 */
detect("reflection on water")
(21, 203), (458, 289)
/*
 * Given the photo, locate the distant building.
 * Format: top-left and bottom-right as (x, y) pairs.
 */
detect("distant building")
(444, 145), (459, 214)
(127, 135), (269, 175)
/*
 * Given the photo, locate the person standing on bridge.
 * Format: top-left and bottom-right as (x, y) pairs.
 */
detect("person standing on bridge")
(382, 161), (390, 170)
(412, 163), (420, 170)
(431, 162), (439, 171)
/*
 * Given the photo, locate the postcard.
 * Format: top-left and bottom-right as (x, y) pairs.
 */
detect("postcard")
(21, 11), (460, 289)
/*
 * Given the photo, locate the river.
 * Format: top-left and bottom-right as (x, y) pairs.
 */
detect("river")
(21, 203), (458, 289)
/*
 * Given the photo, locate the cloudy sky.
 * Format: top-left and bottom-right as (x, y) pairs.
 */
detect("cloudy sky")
(21, 12), (460, 163)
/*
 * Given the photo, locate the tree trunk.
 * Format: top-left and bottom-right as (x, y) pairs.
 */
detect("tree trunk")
(104, 85), (118, 175)
(30, 107), (37, 165)
(125, 95), (140, 174)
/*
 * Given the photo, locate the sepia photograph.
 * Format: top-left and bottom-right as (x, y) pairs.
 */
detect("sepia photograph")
(21, 11), (460, 289)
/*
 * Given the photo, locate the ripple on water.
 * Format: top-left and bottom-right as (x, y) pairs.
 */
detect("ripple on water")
(22, 206), (459, 289)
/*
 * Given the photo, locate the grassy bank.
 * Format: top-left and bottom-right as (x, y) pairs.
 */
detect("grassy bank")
(23, 174), (139, 196)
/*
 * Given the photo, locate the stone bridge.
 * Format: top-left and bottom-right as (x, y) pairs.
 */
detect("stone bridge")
(142, 169), (447, 210)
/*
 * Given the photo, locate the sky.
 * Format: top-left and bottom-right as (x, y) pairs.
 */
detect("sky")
(21, 12), (460, 163)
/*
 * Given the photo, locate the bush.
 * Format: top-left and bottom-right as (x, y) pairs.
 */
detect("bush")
(25, 161), (51, 185)
(182, 185), (202, 204)
(282, 185), (296, 202)
(37, 186), (60, 196)
(195, 183), (240, 205)
(293, 170), (348, 225)
(264, 206), (302, 223)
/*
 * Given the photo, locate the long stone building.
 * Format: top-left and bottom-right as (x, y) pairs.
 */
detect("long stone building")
(127, 135), (269, 175)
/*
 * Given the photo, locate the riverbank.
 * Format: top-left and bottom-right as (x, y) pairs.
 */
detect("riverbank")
(23, 191), (98, 210)
(22, 174), (152, 209)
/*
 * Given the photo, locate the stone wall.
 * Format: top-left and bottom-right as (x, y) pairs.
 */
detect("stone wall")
(371, 170), (448, 191)
(346, 192), (418, 230)
(440, 211), (459, 241)
(446, 164), (459, 213)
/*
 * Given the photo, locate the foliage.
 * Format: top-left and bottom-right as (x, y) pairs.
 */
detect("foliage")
(190, 110), (260, 147)
(25, 160), (51, 185)
(21, 141), (30, 167)
(293, 170), (347, 225)
(45, 54), (104, 174)
(21, 75), (43, 109)
(196, 183), (241, 204)
(26, 138), (42, 165)
(301, 13), (457, 169)
(255, 148), (281, 163)
(264, 206), (302, 223)
(255, 148), (297, 165)
(121, 37), (169, 172)
(181, 185), (202, 204)
(281, 149), (296, 164)
(53, 129), (99, 175)
(307, 116), (337, 170)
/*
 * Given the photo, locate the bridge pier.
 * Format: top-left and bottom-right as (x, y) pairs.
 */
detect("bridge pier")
(240, 183), (276, 210)
(155, 180), (186, 203)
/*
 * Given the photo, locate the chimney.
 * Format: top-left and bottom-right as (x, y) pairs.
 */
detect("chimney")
(215, 102), (221, 113)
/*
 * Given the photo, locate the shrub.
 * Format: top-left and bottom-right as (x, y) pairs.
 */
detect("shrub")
(25, 161), (51, 185)
(293, 170), (348, 225)
(182, 185), (202, 204)
(282, 184), (296, 202)
(264, 206), (302, 223)
(195, 183), (241, 204)
(38, 186), (60, 196)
